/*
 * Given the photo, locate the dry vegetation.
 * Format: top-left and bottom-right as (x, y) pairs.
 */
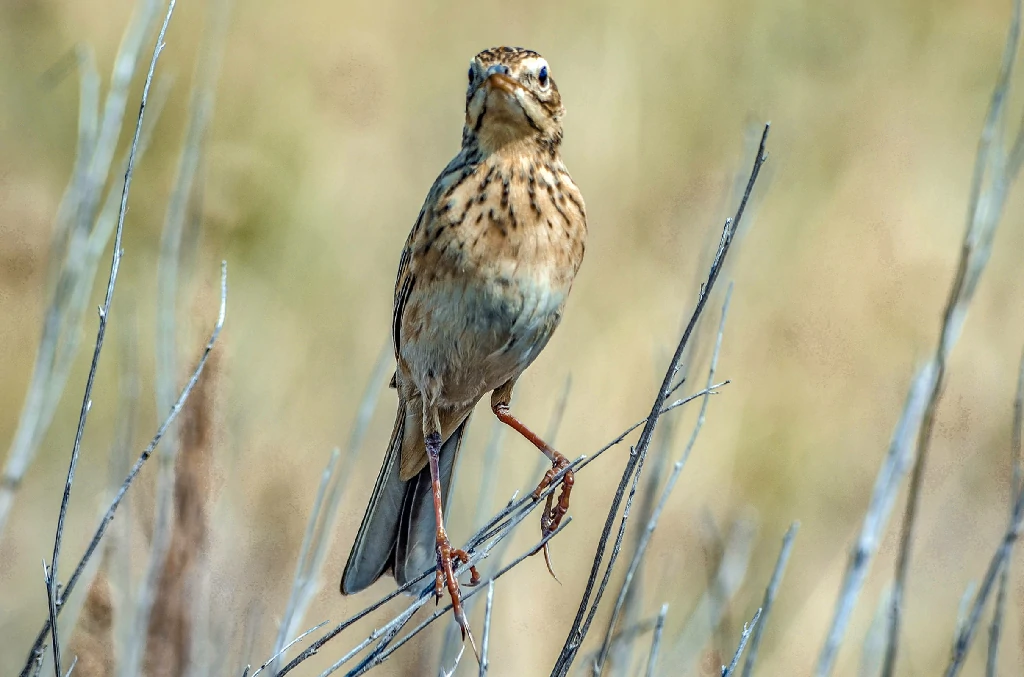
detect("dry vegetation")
(3, 0), (1024, 675)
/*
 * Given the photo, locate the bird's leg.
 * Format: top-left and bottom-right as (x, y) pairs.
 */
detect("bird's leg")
(424, 416), (479, 657)
(490, 384), (573, 579)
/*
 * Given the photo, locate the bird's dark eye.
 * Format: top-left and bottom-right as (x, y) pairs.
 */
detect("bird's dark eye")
(468, 66), (474, 84)
(538, 66), (549, 87)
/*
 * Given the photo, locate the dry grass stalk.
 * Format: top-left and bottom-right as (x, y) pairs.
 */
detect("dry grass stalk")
(142, 349), (219, 677)
(66, 574), (115, 677)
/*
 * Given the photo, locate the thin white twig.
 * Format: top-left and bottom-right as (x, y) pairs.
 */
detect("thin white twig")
(721, 608), (762, 677)
(479, 580), (495, 677)
(0, 0), (160, 543)
(643, 604), (668, 677)
(44, 4), (177, 675)
(20, 262), (226, 677)
(245, 620), (328, 677)
(883, 0), (1024, 672)
(593, 284), (733, 676)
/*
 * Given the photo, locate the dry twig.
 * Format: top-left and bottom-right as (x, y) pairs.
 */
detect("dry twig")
(44, 4), (178, 674)
(550, 123), (770, 677)
(643, 604), (668, 677)
(740, 522), (798, 677)
(721, 608), (762, 677)
(20, 262), (227, 677)
(882, 0), (1024, 673)
(986, 348), (1024, 676)
(592, 284), (733, 676)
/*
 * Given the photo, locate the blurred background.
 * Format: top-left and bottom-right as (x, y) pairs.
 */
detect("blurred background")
(2, 0), (1024, 674)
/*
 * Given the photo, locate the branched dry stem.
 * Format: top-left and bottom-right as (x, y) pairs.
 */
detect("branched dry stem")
(722, 608), (762, 677)
(44, 4), (177, 674)
(881, 0), (1024, 673)
(592, 284), (733, 676)
(550, 123), (770, 677)
(20, 262), (227, 677)
(987, 348), (1024, 676)
(741, 522), (799, 677)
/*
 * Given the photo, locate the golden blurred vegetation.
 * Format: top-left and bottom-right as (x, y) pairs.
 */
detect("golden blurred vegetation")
(2, 0), (1024, 674)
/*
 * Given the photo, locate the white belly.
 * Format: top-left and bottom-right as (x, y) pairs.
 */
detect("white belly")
(400, 265), (567, 405)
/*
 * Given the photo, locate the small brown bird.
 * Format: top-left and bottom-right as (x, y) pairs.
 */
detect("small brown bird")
(341, 46), (587, 643)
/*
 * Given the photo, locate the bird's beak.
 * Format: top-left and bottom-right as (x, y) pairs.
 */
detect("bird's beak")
(480, 64), (520, 95)
(485, 72), (519, 95)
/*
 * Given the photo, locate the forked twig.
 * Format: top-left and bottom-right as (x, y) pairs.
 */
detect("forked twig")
(721, 608), (762, 677)
(550, 123), (770, 677)
(592, 284), (733, 676)
(741, 523), (799, 677)
(20, 262), (227, 677)
(882, 0), (1024, 673)
(44, 3), (177, 674)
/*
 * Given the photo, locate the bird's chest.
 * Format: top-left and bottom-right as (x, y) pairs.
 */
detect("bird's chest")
(399, 155), (585, 397)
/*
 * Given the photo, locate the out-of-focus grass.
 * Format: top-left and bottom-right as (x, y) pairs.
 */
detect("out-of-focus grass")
(2, 0), (1024, 675)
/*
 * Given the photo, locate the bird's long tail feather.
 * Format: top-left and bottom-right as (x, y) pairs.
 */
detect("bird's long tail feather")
(341, 401), (470, 594)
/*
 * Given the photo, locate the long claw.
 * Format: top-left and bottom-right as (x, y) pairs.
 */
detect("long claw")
(541, 542), (561, 583)
(530, 456), (573, 580)
(436, 530), (481, 663)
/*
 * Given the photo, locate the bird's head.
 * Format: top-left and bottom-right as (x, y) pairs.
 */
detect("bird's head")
(463, 46), (564, 155)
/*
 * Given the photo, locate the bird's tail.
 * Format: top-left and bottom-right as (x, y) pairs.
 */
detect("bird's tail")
(341, 400), (470, 594)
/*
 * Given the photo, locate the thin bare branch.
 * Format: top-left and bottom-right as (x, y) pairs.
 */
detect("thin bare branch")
(20, 262), (227, 677)
(643, 604), (668, 677)
(722, 608), (762, 677)
(479, 581), (495, 677)
(813, 360), (938, 677)
(593, 284), (733, 676)
(883, 0), (1024, 673)
(245, 621), (328, 677)
(987, 347), (1024, 676)
(944, 487), (1024, 676)
(741, 522), (798, 677)
(44, 4), (177, 674)
(551, 124), (770, 677)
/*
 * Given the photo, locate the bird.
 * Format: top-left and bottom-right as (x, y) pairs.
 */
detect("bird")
(340, 46), (587, 648)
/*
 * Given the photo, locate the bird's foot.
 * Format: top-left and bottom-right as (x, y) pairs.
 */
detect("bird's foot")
(531, 453), (574, 580)
(435, 529), (480, 658)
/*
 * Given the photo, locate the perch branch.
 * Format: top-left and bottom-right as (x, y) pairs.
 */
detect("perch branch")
(592, 284), (733, 676)
(550, 123), (770, 677)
